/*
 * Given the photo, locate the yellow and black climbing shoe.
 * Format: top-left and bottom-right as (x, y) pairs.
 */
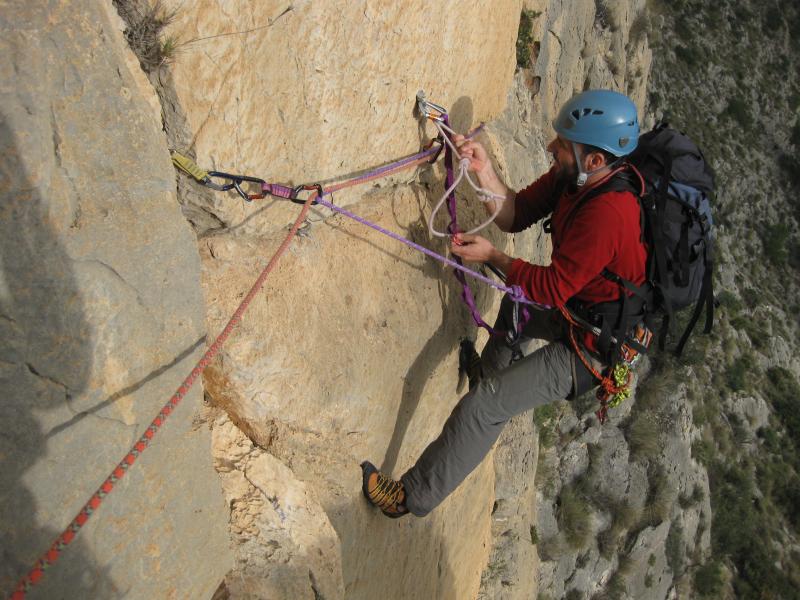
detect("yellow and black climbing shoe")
(360, 461), (409, 518)
(459, 338), (483, 391)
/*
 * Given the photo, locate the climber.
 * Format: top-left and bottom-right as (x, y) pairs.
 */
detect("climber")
(361, 89), (648, 518)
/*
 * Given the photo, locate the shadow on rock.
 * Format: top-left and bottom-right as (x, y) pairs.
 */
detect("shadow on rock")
(0, 118), (116, 597)
(382, 96), (486, 474)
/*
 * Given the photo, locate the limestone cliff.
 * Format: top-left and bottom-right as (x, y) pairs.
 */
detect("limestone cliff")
(0, 2), (231, 598)
(0, 0), (659, 598)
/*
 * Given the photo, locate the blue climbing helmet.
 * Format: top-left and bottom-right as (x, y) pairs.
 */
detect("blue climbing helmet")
(553, 89), (640, 157)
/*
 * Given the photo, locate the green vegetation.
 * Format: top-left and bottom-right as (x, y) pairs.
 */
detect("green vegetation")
(594, 0), (612, 30)
(625, 413), (661, 461)
(597, 500), (638, 559)
(515, 9), (541, 69)
(791, 120), (800, 148)
(716, 290), (743, 313)
(534, 403), (559, 448)
(781, 150), (800, 188)
(694, 560), (724, 596)
(557, 485), (592, 550)
(762, 222), (791, 266)
(724, 351), (756, 392)
(764, 367), (800, 452)
(642, 464), (673, 526)
(707, 455), (800, 598)
(565, 589), (583, 600)
(629, 12), (649, 45)
(665, 521), (684, 576)
(729, 314), (770, 350)
(723, 97), (753, 128)
(598, 569), (628, 600)
(674, 44), (701, 67)
(483, 557), (507, 582)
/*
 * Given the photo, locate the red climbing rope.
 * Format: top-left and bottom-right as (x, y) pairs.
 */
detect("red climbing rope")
(10, 193), (317, 600)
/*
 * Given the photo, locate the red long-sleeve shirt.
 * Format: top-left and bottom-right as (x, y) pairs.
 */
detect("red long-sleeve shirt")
(506, 166), (647, 337)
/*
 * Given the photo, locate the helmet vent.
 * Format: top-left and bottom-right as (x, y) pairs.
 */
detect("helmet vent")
(592, 110), (604, 115)
(571, 109), (581, 120)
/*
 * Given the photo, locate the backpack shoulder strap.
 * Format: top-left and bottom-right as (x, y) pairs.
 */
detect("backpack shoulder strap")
(561, 165), (640, 233)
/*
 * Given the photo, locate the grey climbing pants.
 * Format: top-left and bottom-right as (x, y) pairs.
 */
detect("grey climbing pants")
(401, 296), (585, 517)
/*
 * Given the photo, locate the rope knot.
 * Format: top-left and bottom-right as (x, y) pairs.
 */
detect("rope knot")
(509, 285), (528, 304)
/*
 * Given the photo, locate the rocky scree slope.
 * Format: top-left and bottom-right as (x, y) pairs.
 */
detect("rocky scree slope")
(646, 0), (800, 598)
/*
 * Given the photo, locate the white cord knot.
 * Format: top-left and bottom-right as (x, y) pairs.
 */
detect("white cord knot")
(426, 120), (507, 238)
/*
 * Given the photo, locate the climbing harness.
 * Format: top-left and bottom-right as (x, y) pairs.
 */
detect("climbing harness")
(560, 305), (652, 423)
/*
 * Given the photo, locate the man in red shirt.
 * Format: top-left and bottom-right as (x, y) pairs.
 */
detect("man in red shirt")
(362, 90), (647, 518)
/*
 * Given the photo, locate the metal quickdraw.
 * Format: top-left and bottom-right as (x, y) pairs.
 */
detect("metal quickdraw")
(416, 90), (448, 122)
(171, 151), (268, 201)
(170, 151), (325, 206)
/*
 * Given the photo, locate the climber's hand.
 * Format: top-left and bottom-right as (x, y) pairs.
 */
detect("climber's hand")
(453, 135), (492, 176)
(451, 233), (513, 273)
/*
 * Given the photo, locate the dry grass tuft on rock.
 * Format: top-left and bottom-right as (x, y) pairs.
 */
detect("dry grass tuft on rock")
(113, 0), (179, 72)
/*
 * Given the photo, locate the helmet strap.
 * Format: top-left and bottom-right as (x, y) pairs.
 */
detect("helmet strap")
(573, 143), (589, 187)
(572, 142), (617, 187)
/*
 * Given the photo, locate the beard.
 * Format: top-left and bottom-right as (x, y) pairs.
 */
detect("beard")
(552, 155), (579, 189)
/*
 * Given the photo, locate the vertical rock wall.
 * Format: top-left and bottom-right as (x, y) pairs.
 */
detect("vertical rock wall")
(0, 2), (231, 598)
(157, 1), (524, 598)
(153, 1), (652, 599)
(1, 0), (653, 598)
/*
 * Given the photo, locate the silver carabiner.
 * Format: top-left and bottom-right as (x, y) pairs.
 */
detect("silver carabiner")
(416, 90), (448, 122)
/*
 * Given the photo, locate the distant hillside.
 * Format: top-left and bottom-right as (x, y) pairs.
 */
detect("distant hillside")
(647, 0), (800, 597)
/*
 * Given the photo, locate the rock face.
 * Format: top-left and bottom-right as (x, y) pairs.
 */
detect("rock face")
(532, 368), (712, 600)
(171, 0), (652, 598)
(1, 0), (657, 598)
(162, 0), (522, 230)
(0, 3), (231, 598)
